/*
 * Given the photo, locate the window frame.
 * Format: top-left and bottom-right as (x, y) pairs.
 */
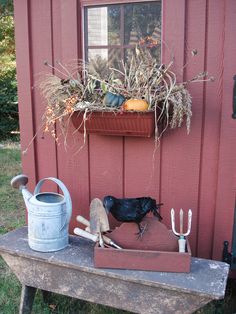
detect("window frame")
(81, 0), (159, 7)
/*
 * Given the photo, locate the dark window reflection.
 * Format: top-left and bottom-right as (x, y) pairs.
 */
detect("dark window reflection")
(124, 3), (161, 46)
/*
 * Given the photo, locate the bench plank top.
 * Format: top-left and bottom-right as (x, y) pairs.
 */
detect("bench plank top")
(0, 227), (229, 300)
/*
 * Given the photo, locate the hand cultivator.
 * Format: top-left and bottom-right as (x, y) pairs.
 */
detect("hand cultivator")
(171, 208), (192, 253)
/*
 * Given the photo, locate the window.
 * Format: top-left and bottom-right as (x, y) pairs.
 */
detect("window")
(84, 1), (162, 74)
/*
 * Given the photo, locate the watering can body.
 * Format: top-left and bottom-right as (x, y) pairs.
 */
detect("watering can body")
(12, 175), (72, 252)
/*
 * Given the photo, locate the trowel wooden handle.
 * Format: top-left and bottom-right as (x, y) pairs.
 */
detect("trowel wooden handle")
(76, 215), (90, 227)
(11, 174), (28, 189)
(76, 215), (122, 249)
(74, 228), (98, 242)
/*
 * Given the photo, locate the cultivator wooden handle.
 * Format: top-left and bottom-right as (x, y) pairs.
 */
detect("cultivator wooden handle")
(11, 174), (28, 189)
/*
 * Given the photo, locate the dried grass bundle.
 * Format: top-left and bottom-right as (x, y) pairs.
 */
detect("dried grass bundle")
(36, 46), (212, 146)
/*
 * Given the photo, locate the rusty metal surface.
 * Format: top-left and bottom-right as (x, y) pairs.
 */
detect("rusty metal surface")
(0, 227), (230, 314)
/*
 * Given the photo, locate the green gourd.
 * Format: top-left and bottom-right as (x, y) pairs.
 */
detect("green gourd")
(103, 92), (125, 108)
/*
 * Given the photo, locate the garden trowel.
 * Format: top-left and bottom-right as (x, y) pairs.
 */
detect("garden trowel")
(89, 198), (110, 247)
(76, 215), (122, 249)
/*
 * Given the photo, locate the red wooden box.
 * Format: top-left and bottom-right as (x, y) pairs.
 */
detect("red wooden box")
(94, 240), (191, 273)
(71, 111), (155, 137)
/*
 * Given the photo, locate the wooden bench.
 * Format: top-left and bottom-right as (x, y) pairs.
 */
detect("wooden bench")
(0, 227), (229, 314)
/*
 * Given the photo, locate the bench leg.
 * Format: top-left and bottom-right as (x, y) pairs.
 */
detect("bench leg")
(19, 285), (37, 314)
(42, 289), (52, 304)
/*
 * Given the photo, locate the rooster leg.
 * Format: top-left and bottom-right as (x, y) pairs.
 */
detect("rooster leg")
(136, 222), (148, 239)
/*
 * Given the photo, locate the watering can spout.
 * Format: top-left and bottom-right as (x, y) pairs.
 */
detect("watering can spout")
(11, 174), (32, 207)
(21, 186), (33, 207)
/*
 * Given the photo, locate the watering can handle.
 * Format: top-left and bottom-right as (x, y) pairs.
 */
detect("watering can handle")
(34, 177), (72, 229)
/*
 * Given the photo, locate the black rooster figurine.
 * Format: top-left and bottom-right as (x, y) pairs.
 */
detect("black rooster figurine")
(103, 196), (163, 237)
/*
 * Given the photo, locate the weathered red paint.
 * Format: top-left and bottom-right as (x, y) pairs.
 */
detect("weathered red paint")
(212, 1), (236, 260)
(94, 243), (191, 272)
(14, 0), (236, 260)
(197, 0), (225, 259)
(103, 217), (179, 251)
(14, 0), (37, 193)
(94, 218), (190, 272)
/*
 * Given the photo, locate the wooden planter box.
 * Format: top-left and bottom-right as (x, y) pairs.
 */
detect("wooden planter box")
(94, 218), (191, 272)
(94, 239), (191, 273)
(71, 111), (155, 137)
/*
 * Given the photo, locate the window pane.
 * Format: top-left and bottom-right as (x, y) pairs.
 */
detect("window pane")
(108, 6), (121, 45)
(124, 2), (161, 47)
(88, 48), (122, 76)
(87, 6), (120, 46)
(85, 2), (162, 66)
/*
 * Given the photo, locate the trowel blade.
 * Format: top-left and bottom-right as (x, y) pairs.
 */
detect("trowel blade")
(89, 198), (110, 234)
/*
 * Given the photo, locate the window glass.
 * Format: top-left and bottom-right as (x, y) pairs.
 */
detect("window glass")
(124, 3), (161, 46)
(88, 48), (122, 73)
(108, 6), (121, 45)
(87, 6), (120, 46)
(85, 1), (161, 72)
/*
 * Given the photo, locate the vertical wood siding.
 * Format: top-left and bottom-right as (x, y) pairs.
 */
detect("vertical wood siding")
(14, 0), (236, 259)
(197, 0), (225, 259)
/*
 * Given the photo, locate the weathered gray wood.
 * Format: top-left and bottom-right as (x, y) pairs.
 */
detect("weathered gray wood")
(19, 285), (36, 314)
(0, 227), (230, 314)
(2, 252), (212, 314)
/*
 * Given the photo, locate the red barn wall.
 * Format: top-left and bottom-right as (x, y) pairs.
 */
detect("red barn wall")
(14, 0), (236, 260)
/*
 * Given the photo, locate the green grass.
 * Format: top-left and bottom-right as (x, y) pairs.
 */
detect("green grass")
(0, 143), (236, 313)
(0, 144), (25, 235)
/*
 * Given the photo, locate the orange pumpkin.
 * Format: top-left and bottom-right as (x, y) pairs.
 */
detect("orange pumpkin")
(122, 99), (149, 111)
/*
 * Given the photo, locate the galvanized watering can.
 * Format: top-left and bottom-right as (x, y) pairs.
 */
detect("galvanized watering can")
(11, 174), (72, 252)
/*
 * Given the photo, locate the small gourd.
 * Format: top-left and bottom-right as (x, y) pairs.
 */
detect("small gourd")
(103, 92), (125, 108)
(122, 99), (149, 111)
